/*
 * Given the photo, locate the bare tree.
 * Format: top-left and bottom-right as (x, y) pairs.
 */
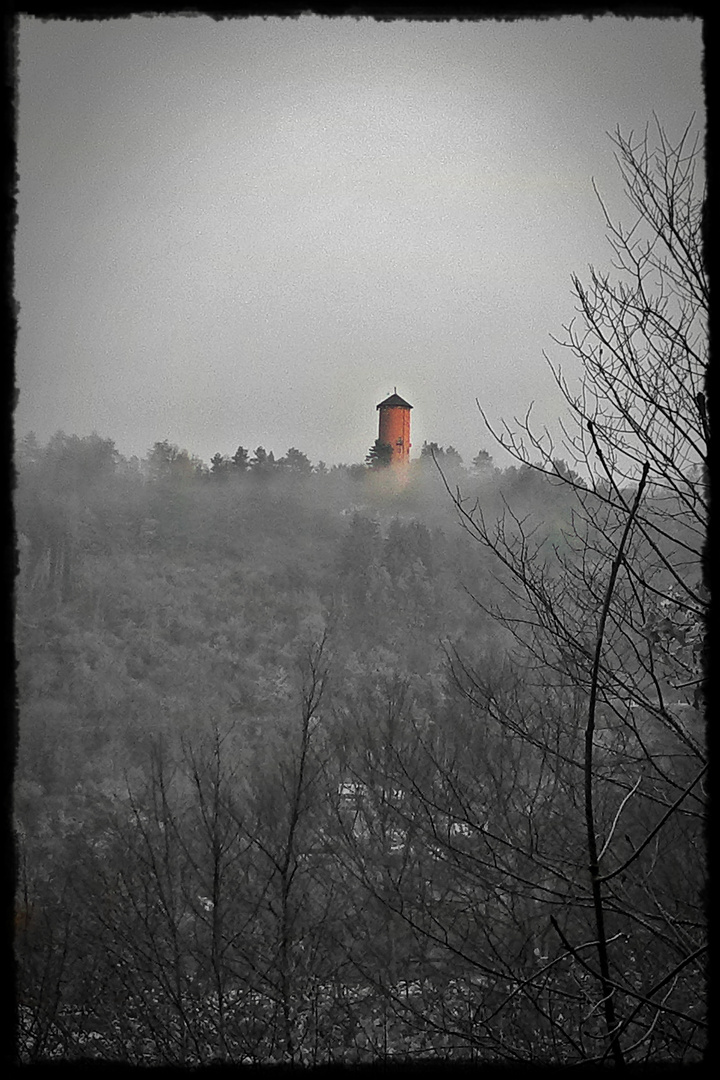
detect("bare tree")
(438, 118), (707, 1062)
(223, 632), (335, 1064)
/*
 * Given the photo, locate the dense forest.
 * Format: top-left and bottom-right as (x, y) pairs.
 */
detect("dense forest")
(13, 427), (706, 1065)
(14, 121), (707, 1066)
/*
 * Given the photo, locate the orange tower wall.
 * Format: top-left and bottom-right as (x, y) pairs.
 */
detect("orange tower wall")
(378, 405), (411, 466)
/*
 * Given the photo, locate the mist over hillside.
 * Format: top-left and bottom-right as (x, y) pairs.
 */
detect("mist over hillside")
(13, 97), (707, 1067)
(14, 419), (705, 1064)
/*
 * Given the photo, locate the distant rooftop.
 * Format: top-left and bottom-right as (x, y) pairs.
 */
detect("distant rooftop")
(376, 392), (413, 410)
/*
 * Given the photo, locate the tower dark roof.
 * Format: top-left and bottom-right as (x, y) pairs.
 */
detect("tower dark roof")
(376, 393), (413, 410)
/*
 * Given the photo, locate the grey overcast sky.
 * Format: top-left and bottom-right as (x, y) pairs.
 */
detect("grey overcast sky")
(15, 14), (704, 468)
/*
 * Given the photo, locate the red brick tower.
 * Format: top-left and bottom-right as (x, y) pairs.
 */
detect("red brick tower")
(376, 390), (412, 467)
